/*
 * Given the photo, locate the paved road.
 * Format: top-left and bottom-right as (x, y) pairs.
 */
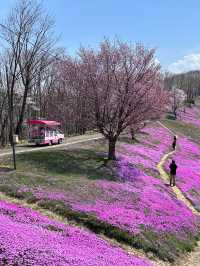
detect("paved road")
(0, 133), (104, 157)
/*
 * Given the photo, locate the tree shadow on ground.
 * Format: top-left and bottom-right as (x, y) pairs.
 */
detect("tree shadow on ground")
(17, 149), (115, 181)
(0, 167), (14, 173)
(118, 136), (140, 144)
(118, 130), (150, 145)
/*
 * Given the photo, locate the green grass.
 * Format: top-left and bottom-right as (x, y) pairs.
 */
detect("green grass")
(0, 184), (38, 203)
(17, 148), (114, 181)
(0, 144), (117, 206)
(0, 143), (117, 205)
(118, 135), (140, 144)
(118, 130), (150, 145)
(189, 188), (200, 197)
(163, 119), (200, 143)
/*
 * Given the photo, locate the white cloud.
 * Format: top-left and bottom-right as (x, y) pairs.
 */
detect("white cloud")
(168, 53), (200, 74)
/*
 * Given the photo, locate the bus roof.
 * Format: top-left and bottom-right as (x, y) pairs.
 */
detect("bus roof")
(27, 120), (61, 126)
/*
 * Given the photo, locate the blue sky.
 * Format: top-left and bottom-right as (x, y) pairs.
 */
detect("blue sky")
(1, 0), (200, 73)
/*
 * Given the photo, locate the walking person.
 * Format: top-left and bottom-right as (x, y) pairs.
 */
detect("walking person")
(172, 136), (177, 150)
(169, 160), (177, 187)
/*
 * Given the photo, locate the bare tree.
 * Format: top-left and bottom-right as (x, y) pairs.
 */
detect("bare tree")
(0, 67), (8, 146)
(1, 0), (56, 138)
(2, 46), (22, 169)
(164, 70), (200, 107)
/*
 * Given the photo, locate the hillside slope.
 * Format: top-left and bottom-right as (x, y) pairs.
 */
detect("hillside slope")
(0, 105), (200, 265)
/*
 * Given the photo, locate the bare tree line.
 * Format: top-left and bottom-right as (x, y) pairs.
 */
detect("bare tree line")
(0, 0), (56, 148)
(164, 70), (200, 105)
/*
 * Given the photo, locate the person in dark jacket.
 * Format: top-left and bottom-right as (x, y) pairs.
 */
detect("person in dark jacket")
(172, 136), (177, 150)
(169, 160), (177, 186)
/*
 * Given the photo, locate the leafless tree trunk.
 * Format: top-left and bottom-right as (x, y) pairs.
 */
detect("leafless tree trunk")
(4, 48), (22, 169)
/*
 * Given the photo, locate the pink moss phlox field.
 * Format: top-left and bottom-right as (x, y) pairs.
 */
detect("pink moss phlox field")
(72, 126), (199, 237)
(178, 106), (200, 128)
(166, 137), (200, 210)
(120, 126), (172, 171)
(16, 125), (199, 241)
(22, 172), (199, 239)
(0, 200), (152, 266)
(73, 178), (199, 238)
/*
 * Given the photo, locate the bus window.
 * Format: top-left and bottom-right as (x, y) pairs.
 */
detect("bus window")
(56, 129), (62, 134)
(39, 127), (45, 138)
(46, 128), (49, 137)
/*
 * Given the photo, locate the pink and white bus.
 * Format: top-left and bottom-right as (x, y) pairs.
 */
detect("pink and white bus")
(27, 119), (64, 145)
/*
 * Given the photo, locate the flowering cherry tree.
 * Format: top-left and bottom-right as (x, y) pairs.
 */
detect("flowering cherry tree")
(79, 39), (168, 160)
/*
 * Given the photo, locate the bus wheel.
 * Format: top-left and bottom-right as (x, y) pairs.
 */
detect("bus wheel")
(58, 139), (61, 144)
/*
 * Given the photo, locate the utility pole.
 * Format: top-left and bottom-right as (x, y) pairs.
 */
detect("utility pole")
(8, 95), (17, 170)
(11, 136), (16, 170)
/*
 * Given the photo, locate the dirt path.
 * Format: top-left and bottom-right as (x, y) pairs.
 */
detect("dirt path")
(157, 149), (199, 215)
(157, 122), (198, 213)
(157, 131), (200, 266)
